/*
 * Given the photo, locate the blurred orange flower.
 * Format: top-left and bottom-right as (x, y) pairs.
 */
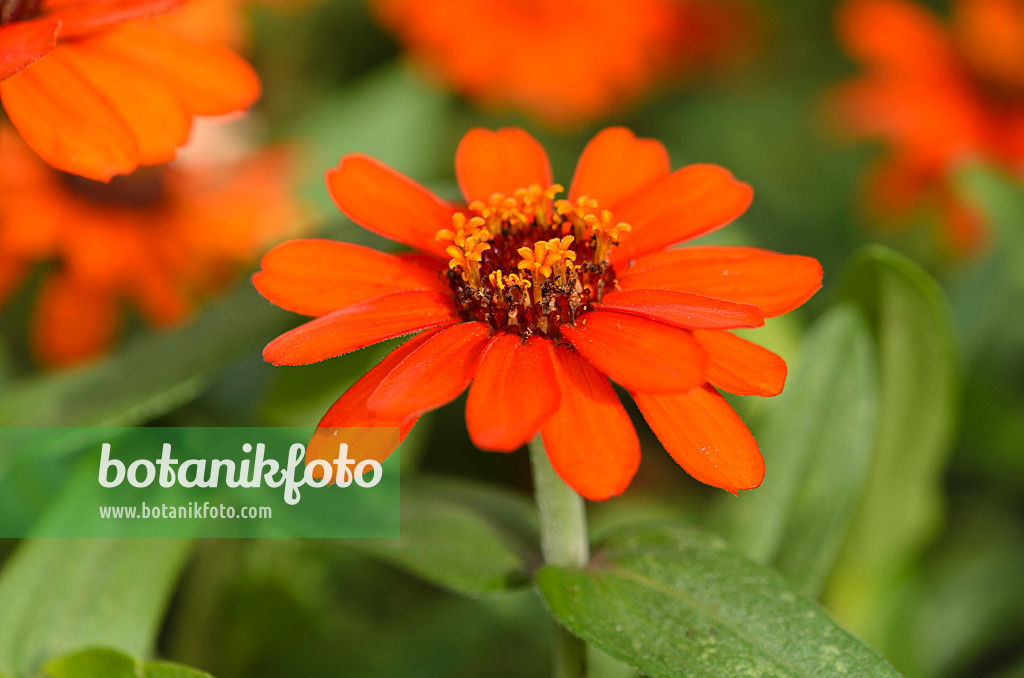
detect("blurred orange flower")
(834, 0), (1024, 252)
(255, 127), (822, 500)
(0, 126), (296, 367)
(373, 0), (754, 126)
(0, 0), (260, 181)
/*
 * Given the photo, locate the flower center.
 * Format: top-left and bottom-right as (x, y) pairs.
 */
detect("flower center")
(436, 184), (630, 340)
(58, 167), (168, 210)
(0, 0), (42, 24)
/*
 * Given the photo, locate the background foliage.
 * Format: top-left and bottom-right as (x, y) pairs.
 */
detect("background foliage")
(1, 0), (1023, 676)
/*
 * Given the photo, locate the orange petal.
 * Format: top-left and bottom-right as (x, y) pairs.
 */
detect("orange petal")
(0, 19), (60, 80)
(465, 334), (560, 452)
(455, 127), (552, 203)
(33, 274), (121, 367)
(367, 321), (491, 419)
(57, 39), (191, 165)
(88, 24), (259, 116)
(0, 50), (139, 180)
(634, 385), (764, 493)
(561, 310), (707, 393)
(569, 127), (670, 208)
(598, 288), (764, 330)
(46, 0), (184, 38)
(691, 329), (787, 396)
(306, 330), (441, 473)
(618, 246), (823, 317)
(838, 0), (954, 76)
(326, 154), (454, 257)
(610, 164), (753, 264)
(253, 239), (448, 317)
(540, 346), (640, 501)
(263, 290), (459, 366)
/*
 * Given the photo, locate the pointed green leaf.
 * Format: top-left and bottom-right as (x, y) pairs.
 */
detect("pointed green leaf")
(826, 246), (959, 643)
(710, 305), (879, 596)
(345, 476), (539, 596)
(536, 524), (903, 678)
(0, 539), (193, 676)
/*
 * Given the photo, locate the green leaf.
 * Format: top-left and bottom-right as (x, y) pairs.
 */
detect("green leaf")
(0, 539), (193, 676)
(346, 476), (539, 596)
(709, 305), (879, 596)
(42, 648), (137, 678)
(536, 523), (903, 678)
(825, 246), (959, 642)
(0, 282), (288, 428)
(40, 648), (214, 678)
(144, 660), (215, 678)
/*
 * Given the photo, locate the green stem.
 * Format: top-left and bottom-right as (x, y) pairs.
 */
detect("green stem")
(529, 436), (589, 678)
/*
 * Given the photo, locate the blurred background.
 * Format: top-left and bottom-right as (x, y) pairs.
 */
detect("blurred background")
(1, 0), (1023, 677)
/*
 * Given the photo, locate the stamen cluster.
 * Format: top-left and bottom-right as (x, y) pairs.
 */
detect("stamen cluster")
(436, 184), (630, 339)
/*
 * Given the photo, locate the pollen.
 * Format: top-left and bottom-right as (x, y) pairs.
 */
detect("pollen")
(435, 184), (629, 339)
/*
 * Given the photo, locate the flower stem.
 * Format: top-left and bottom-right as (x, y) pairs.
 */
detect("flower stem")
(529, 436), (589, 678)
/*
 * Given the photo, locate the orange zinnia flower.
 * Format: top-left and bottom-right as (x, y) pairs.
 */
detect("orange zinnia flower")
(834, 0), (1024, 252)
(373, 0), (754, 126)
(255, 127), (822, 500)
(0, 126), (295, 367)
(0, 0), (260, 181)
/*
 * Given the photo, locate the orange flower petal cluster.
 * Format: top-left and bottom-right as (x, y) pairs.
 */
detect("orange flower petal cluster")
(834, 0), (1024, 252)
(0, 0), (261, 180)
(373, 0), (754, 126)
(0, 126), (296, 367)
(255, 127), (822, 500)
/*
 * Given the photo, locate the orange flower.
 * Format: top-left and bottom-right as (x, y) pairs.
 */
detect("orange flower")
(0, 0), (260, 181)
(255, 127), (822, 500)
(0, 125), (296, 367)
(373, 0), (754, 126)
(834, 0), (1024, 252)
